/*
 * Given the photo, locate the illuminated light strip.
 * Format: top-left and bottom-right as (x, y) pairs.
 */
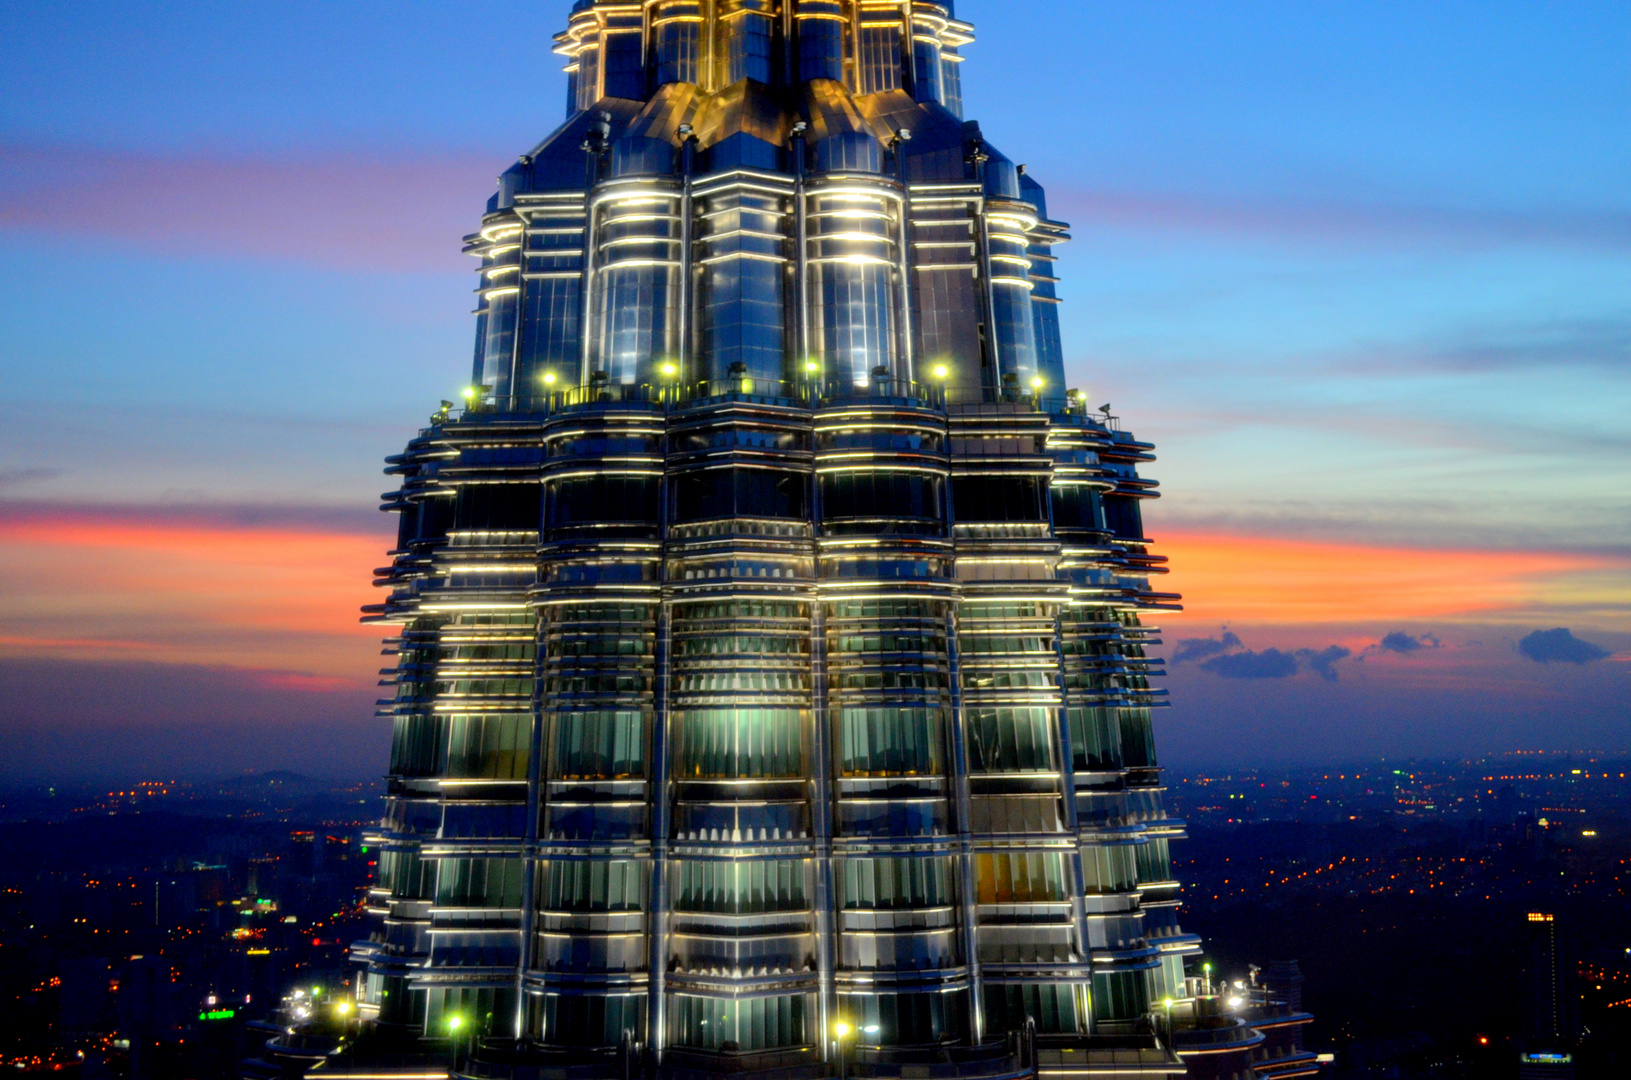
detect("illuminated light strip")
(597, 258), (682, 269)
(809, 230), (893, 244)
(589, 190), (679, 211)
(809, 209), (893, 222)
(522, 272), (585, 280)
(597, 214), (680, 225)
(991, 276), (1035, 290)
(544, 468), (664, 479)
(420, 602), (530, 612)
(699, 227), (786, 242)
(697, 204), (791, 221)
(814, 463), (947, 476)
(809, 185), (904, 202)
(483, 265), (520, 279)
(815, 409), (945, 423)
(484, 243), (522, 257)
(810, 254), (894, 267)
(441, 565), (537, 573)
(916, 263), (977, 271)
(479, 224), (523, 242)
(690, 173), (799, 195)
(479, 286), (520, 299)
(599, 234), (680, 248)
(699, 251), (788, 265)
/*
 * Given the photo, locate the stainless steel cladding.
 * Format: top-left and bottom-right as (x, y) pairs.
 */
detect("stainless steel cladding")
(361, 4), (1203, 1078)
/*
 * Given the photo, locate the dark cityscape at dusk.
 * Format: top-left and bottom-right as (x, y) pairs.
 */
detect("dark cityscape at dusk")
(1, 2), (1626, 1080)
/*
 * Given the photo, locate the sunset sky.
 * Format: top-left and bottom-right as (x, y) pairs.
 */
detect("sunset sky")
(2, 0), (1627, 782)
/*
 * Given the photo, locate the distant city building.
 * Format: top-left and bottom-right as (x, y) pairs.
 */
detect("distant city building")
(343, 3), (1312, 1079)
(1519, 912), (1577, 1079)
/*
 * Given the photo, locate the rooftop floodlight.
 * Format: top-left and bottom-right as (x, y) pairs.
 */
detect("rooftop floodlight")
(336, 1001), (352, 1016)
(542, 371), (557, 385)
(1227, 996), (1243, 1008)
(932, 364), (949, 379)
(805, 360), (819, 373)
(834, 1021), (851, 1038)
(462, 387), (476, 400)
(862, 1025), (880, 1034)
(447, 1014), (463, 1032)
(1030, 376), (1044, 389)
(660, 361), (678, 377)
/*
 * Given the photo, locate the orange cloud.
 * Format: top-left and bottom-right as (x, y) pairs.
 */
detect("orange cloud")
(1156, 529), (1620, 625)
(0, 509), (389, 679)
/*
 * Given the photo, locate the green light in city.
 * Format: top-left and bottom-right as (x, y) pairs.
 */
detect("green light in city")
(199, 1008), (236, 1021)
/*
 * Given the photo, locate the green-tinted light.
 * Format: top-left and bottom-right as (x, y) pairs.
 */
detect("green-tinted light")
(199, 1008), (236, 1021)
(448, 1015), (464, 1031)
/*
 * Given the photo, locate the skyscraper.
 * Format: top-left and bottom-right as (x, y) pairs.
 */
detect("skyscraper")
(356, 2), (1202, 1075)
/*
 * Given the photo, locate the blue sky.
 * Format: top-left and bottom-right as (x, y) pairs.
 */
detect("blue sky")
(1, 1), (1626, 779)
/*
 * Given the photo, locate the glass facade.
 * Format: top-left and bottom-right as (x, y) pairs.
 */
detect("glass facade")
(358, 3), (1203, 1078)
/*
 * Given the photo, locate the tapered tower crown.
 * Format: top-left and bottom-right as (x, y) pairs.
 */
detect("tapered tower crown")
(468, 0), (1066, 413)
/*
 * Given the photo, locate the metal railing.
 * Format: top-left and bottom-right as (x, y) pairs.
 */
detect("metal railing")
(448, 375), (954, 419)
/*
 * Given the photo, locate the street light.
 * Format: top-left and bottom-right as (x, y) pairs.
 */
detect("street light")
(834, 1021), (852, 1080)
(446, 1014), (466, 1070)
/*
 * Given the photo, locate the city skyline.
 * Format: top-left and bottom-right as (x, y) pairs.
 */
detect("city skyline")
(3, 0), (1628, 784)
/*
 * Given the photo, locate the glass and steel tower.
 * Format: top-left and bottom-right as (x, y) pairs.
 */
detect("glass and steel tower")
(356, 2), (1200, 1075)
